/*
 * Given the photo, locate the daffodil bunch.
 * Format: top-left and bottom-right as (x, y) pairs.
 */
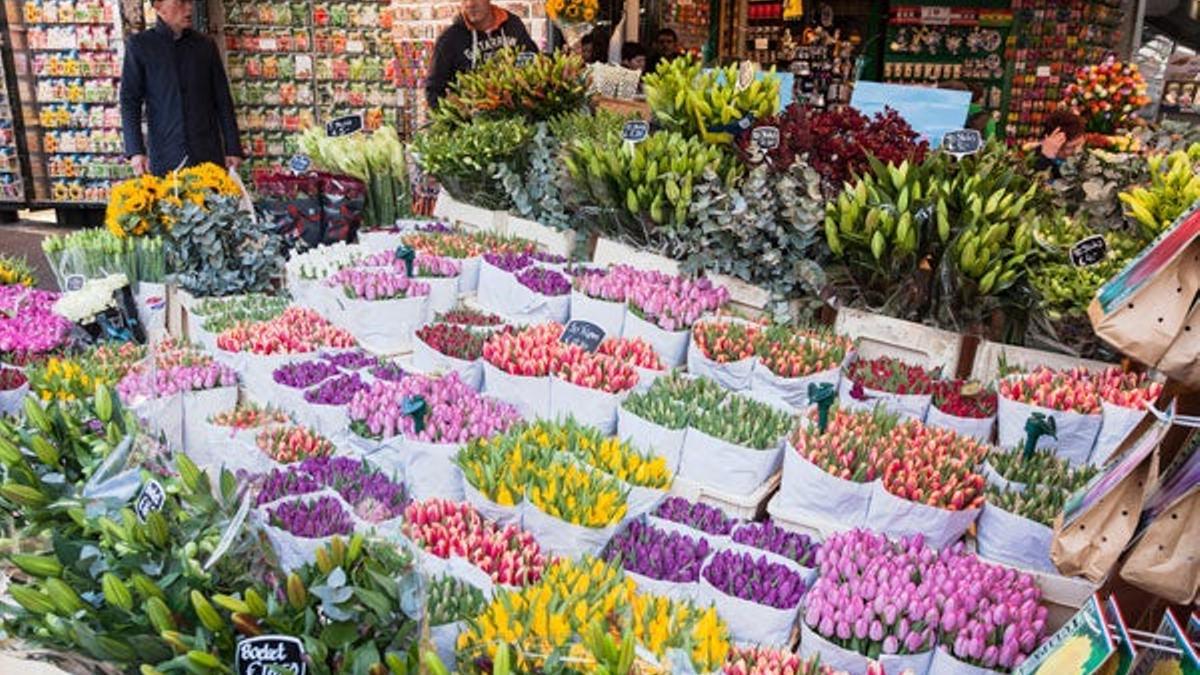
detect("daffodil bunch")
(527, 460), (629, 528)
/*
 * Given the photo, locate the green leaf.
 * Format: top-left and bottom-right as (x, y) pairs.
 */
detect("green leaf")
(320, 621), (358, 648)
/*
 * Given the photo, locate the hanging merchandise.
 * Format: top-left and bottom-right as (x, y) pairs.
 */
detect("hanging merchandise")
(16, 0), (132, 204)
(0, 36), (24, 203)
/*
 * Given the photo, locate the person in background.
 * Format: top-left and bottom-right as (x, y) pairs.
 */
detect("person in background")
(621, 42), (646, 72)
(1031, 110), (1087, 177)
(646, 27), (680, 72)
(424, 0), (538, 107)
(120, 0), (242, 176)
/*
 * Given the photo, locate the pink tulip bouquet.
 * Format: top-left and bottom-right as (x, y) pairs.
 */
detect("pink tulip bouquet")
(552, 344), (639, 394)
(402, 498), (547, 586)
(724, 646), (856, 675)
(347, 373), (520, 443)
(217, 307), (356, 355)
(596, 336), (665, 371)
(481, 323), (564, 376)
(0, 286), (72, 358)
(626, 271), (730, 332)
(325, 267), (431, 300)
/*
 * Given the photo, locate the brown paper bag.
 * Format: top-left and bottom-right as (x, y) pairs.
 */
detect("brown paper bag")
(1155, 300), (1200, 387)
(1119, 487), (1200, 604)
(1050, 412), (1169, 581)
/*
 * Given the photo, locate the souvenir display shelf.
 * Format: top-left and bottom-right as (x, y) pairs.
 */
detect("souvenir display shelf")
(0, 34), (25, 203)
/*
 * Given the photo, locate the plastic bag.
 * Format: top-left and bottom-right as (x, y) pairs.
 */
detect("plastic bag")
(676, 429), (783, 496)
(975, 503), (1056, 573)
(482, 361), (550, 420)
(569, 290), (626, 338)
(549, 376), (626, 435)
(430, 622), (465, 670)
(616, 405), (686, 474)
(622, 311), (689, 368)
(996, 392), (1101, 467)
(318, 172), (367, 244)
(0, 380), (29, 417)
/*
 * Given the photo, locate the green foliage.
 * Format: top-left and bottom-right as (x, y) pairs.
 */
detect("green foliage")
(163, 193), (282, 297)
(431, 48), (592, 129)
(412, 117), (533, 211)
(299, 125), (412, 228)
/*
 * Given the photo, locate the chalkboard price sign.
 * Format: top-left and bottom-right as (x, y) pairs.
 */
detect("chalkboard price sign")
(752, 126), (780, 150)
(236, 636), (307, 675)
(942, 129), (982, 157)
(621, 120), (650, 143)
(1069, 235), (1108, 267)
(560, 320), (605, 352)
(325, 114), (363, 138)
(288, 154), (312, 174)
(516, 51), (536, 66)
(134, 480), (165, 522)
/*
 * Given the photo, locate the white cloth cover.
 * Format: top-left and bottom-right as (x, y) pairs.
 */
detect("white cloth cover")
(549, 376), (626, 435)
(1091, 401), (1145, 467)
(411, 335), (483, 391)
(838, 378), (931, 421)
(482, 361), (550, 420)
(569, 290), (626, 338)
(975, 502), (1056, 573)
(928, 647), (1004, 675)
(924, 406), (996, 444)
(0, 382), (29, 417)
(621, 311), (690, 368)
(864, 481), (979, 550)
(996, 393), (1101, 467)
(328, 294), (429, 355)
(697, 573), (798, 648)
(774, 448), (872, 532)
(749, 363), (840, 409)
(677, 429), (783, 496)
(798, 622), (934, 675)
(402, 437), (465, 502)
(461, 482), (523, 529)
(521, 500), (619, 559)
(687, 344), (754, 392)
(423, 276), (460, 317)
(616, 406), (687, 474)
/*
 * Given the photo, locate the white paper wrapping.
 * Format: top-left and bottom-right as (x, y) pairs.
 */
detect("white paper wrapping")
(0, 382), (29, 417)
(196, 422), (280, 474)
(697, 573), (798, 648)
(928, 647), (1004, 675)
(616, 406), (687, 474)
(482, 361), (549, 420)
(475, 258), (521, 317)
(677, 429), (783, 496)
(181, 386), (238, 456)
(978, 460), (1025, 493)
(236, 352), (317, 404)
(749, 363), (840, 409)
(996, 393), (1101, 467)
(134, 281), (167, 344)
(864, 481), (979, 550)
(412, 335), (483, 391)
(521, 500), (619, 559)
(430, 622), (465, 669)
(624, 484), (668, 521)
(549, 376), (627, 434)
(622, 311), (690, 368)
(402, 437), (465, 502)
(456, 256), (481, 293)
(774, 448), (872, 532)
(328, 294), (429, 355)
(423, 276), (460, 317)
(974, 502), (1056, 573)
(633, 366), (665, 393)
(131, 393), (183, 451)
(625, 570), (698, 603)
(344, 432), (407, 476)
(798, 622), (934, 675)
(462, 482), (523, 529)
(924, 406), (996, 444)
(569, 290), (626, 338)
(1091, 401), (1144, 467)
(687, 345), (754, 392)
(838, 378), (931, 421)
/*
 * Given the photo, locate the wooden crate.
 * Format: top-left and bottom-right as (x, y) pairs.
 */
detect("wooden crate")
(834, 307), (964, 374)
(971, 340), (1119, 382)
(595, 97), (652, 120)
(432, 190), (506, 234)
(506, 214), (575, 258)
(592, 237), (681, 275)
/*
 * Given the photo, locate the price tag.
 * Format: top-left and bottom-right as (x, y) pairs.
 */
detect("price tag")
(134, 480), (165, 523)
(559, 320), (605, 352)
(288, 154), (312, 174)
(515, 51), (536, 66)
(941, 129), (982, 157)
(752, 125), (780, 150)
(1069, 235), (1108, 267)
(65, 274), (85, 291)
(325, 113), (363, 137)
(1036, 65), (1051, 78)
(346, 39), (364, 53)
(754, 37), (769, 51)
(235, 636), (307, 675)
(259, 37), (278, 51)
(621, 120), (650, 143)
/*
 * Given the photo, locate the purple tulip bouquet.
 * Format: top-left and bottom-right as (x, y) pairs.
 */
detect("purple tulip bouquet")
(268, 494), (355, 539)
(482, 251), (534, 273)
(651, 496), (739, 538)
(303, 372), (368, 406)
(702, 548), (808, 646)
(256, 456), (407, 525)
(273, 359), (340, 390)
(602, 519), (711, 599)
(732, 521), (820, 569)
(321, 349), (378, 371)
(516, 267), (570, 296)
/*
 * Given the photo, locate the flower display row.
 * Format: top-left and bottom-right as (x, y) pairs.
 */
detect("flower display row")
(217, 306), (357, 355)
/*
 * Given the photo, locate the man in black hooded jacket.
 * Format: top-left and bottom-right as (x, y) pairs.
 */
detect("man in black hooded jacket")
(424, 0), (538, 108)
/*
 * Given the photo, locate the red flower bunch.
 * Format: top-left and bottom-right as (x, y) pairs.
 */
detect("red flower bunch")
(755, 326), (851, 379)
(416, 323), (498, 361)
(1001, 366), (1161, 414)
(0, 367), (27, 391)
(552, 344), (638, 394)
(596, 336), (664, 371)
(402, 498), (547, 586)
(882, 420), (988, 510)
(481, 323), (565, 376)
(692, 320), (760, 363)
(217, 307), (356, 355)
(742, 104), (928, 195)
(437, 307), (504, 327)
(846, 357), (939, 396)
(932, 380), (997, 419)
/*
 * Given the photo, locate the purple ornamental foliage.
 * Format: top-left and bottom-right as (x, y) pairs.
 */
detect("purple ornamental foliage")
(273, 359), (340, 389)
(653, 496), (738, 536)
(703, 549), (806, 609)
(483, 251), (534, 273)
(602, 520), (711, 583)
(269, 495), (354, 538)
(732, 521), (820, 568)
(304, 372), (368, 405)
(516, 267), (570, 296)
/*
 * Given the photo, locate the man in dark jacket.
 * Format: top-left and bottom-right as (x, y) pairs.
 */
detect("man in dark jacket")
(424, 0), (538, 108)
(120, 0), (242, 176)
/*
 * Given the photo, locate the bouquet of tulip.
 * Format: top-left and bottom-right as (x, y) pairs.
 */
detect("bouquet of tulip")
(986, 447), (1098, 494)
(1096, 368), (1162, 409)
(724, 646), (851, 675)
(621, 380), (692, 430)
(998, 367), (1102, 414)
(846, 357), (939, 397)
(482, 251), (535, 273)
(791, 407), (899, 483)
(426, 574), (488, 626)
(626, 272), (731, 332)
(193, 293), (290, 333)
(217, 307), (356, 355)
(482, 322), (564, 376)
(0, 286), (72, 359)
(273, 359), (341, 389)
(559, 420), (672, 491)
(984, 484), (1077, 528)
(689, 394), (795, 450)
(881, 420), (988, 511)
(0, 254), (35, 287)
(286, 240), (364, 282)
(209, 401), (291, 430)
(256, 456), (407, 524)
(268, 494), (355, 538)
(28, 342), (146, 402)
(303, 372), (368, 406)
(321, 350), (378, 371)
(597, 336), (665, 371)
(552, 344), (639, 394)
(732, 521), (819, 569)
(603, 519), (712, 585)
(703, 549), (807, 610)
(692, 320), (761, 364)
(401, 498), (547, 585)
(0, 367), (28, 391)
(931, 380), (997, 419)
(574, 264), (639, 302)
(116, 358), (238, 402)
(256, 425), (336, 463)
(402, 230), (531, 260)
(527, 460), (629, 528)
(347, 373), (520, 443)
(653, 496), (739, 536)
(754, 325), (851, 379)
(326, 267), (431, 301)
(369, 362), (406, 382)
(517, 266), (571, 296)
(416, 323), (494, 361)
(456, 432), (533, 508)
(438, 307), (504, 327)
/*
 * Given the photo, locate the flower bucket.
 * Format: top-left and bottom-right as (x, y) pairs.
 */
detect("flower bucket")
(412, 334), (483, 391)
(687, 341), (754, 392)
(462, 482), (523, 529)
(798, 623), (934, 675)
(924, 406), (996, 444)
(181, 386), (238, 456)
(522, 500), (619, 559)
(616, 405), (686, 474)
(423, 276), (460, 317)
(749, 362), (840, 409)
(569, 290), (626, 338)
(549, 376), (627, 435)
(928, 647), (1004, 675)
(676, 429), (784, 497)
(482, 361), (550, 420)
(838, 378), (931, 422)
(864, 480), (980, 550)
(996, 391), (1100, 467)
(328, 294), (429, 355)
(1091, 400), (1144, 466)
(403, 437), (465, 502)
(697, 570), (799, 647)
(774, 449), (872, 532)
(622, 311), (689, 368)
(975, 502), (1056, 573)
